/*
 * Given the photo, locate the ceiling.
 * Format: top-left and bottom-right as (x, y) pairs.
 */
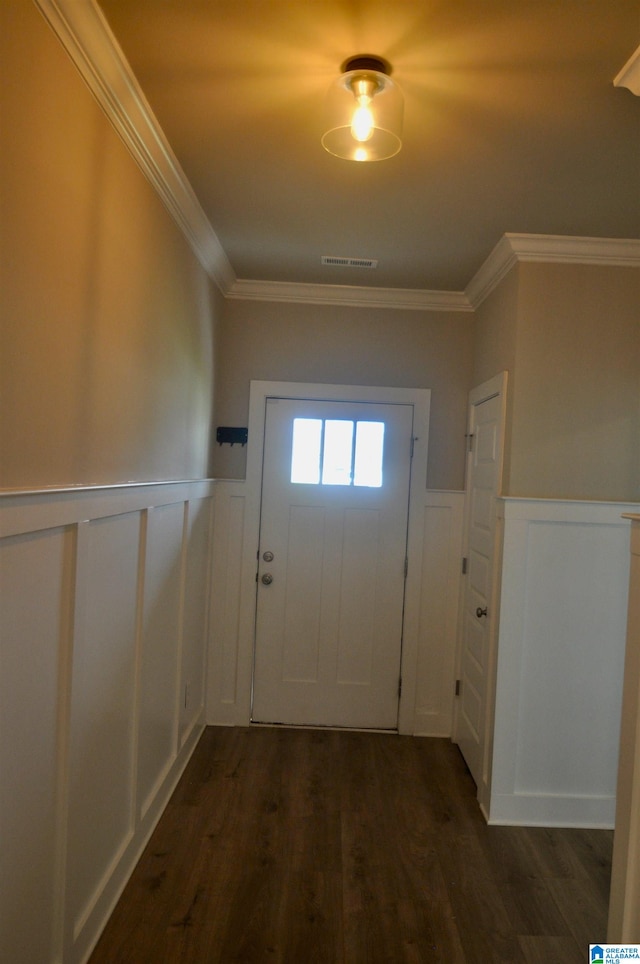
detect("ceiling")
(97, 0), (639, 293)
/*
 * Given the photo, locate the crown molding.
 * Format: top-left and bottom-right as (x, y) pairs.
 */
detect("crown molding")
(226, 278), (472, 312)
(34, 0), (236, 294)
(32, 2), (640, 315)
(507, 233), (640, 266)
(467, 234), (640, 308)
(614, 45), (640, 95)
(465, 235), (520, 308)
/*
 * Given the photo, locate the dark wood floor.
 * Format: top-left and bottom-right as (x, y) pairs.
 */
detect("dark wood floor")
(90, 726), (612, 963)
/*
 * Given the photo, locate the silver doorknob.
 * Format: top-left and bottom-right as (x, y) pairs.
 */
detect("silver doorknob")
(476, 606), (488, 618)
(262, 551), (274, 562)
(261, 573), (273, 586)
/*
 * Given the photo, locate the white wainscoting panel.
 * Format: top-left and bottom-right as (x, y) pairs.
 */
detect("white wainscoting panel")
(488, 498), (638, 828)
(0, 524), (73, 963)
(137, 502), (185, 818)
(66, 513), (141, 944)
(413, 492), (465, 736)
(0, 481), (214, 964)
(207, 481), (249, 725)
(179, 499), (213, 745)
(206, 483), (465, 736)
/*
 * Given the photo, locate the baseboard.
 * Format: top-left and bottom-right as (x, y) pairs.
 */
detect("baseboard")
(486, 790), (616, 829)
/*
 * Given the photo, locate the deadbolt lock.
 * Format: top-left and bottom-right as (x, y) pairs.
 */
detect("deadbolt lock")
(262, 551), (274, 562)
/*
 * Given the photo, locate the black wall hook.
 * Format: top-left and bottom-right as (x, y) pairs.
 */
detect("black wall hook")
(216, 426), (248, 447)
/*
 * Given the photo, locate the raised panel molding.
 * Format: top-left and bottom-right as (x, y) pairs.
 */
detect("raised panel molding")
(0, 526), (74, 963)
(413, 492), (465, 736)
(207, 481), (249, 725)
(34, 1), (640, 314)
(0, 481), (214, 964)
(487, 497), (640, 828)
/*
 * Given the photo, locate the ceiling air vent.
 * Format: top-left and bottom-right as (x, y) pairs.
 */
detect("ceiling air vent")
(321, 256), (378, 269)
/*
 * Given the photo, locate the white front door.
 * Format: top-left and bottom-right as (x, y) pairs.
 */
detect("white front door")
(251, 396), (414, 729)
(455, 374), (506, 787)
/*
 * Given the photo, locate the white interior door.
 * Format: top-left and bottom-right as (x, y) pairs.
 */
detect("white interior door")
(455, 375), (506, 786)
(252, 397), (413, 729)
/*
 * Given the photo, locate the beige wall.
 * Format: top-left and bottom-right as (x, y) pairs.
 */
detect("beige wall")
(472, 265), (520, 494)
(472, 260), (639, 502)
(2, 5), (637, 503)
(509, 262), (639, 501)
(212, 298), (475, 490)
(0, 2), (221, 490)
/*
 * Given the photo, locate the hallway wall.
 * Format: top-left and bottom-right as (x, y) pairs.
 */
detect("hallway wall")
(0, 1), (221, 490)
(0, 8), (220, 961)
(212, 298), (474, 491)
(473, 260), (640, 502)
(510, 262), (639, 502)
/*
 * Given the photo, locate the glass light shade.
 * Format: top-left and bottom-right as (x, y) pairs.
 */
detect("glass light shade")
(322, 67), (403, 161)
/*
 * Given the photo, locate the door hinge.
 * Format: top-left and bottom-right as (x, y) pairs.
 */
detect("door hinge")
(398, 677), (403, 699)
(410, 436), (416, 459)
(465, 432), (474, 453)
(462, 557), (468, 575)
(455, 679), (462, 697)
(404, 557), (408, 578)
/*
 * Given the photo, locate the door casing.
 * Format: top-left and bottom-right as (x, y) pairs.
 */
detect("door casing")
(452, 371), (508, 812)
(234, 381), (431, 733)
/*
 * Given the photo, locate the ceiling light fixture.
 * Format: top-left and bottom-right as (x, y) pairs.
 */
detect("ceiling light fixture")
(321, 55), (403, 162)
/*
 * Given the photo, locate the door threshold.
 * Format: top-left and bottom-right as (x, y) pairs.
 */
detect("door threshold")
(250, 720), (399, 735)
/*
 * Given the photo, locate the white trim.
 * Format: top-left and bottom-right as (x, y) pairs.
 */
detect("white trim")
(0, 480), (211, 962)
(0, 477), (213, 498)
(411, 490), (465, 737)
(33, 0), (235, 293)
(453, 372), (508, 818)
(614, 44), (640, 95)
(507, 233), (640, 267)
(488, 496), (640, 828)
(35, 0), (640, 311)
(465, 236), (519, 308)
(0, 479), (215, 539)
(237, 235), (640, 312)
(608, 516), (640, 939)
(226, 278), (472, 312)
(466, 234), (640, 308)
(234, 381), (431, 734)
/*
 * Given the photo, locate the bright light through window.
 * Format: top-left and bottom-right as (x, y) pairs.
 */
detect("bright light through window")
(291, 418), (322, 484)
(354, 421), (385, 487)
(291, 418), (384, 487)
(322, 420), (354, 485)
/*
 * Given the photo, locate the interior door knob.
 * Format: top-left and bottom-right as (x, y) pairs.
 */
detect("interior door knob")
(261, 573), (273, 586)
(476, 606), (488, 618)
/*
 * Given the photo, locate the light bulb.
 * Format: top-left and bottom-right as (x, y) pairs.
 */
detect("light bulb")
(321, 59), (403, 161)
(351, 101), (374, 142)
